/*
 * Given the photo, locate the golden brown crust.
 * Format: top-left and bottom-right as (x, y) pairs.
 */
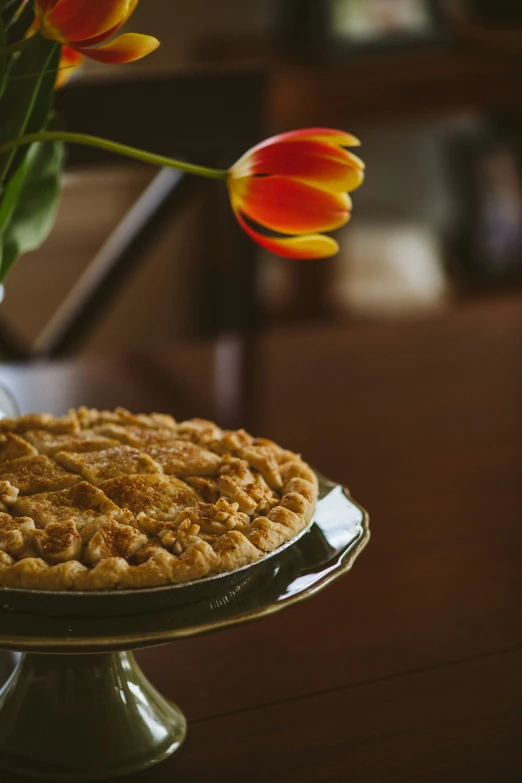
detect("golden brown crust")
(23, 429), (120, 456)
(0, 433), (38, 463)
(0, 412), (79, 435)
(77, 407), (176, 431)
(99, 474), (200, 519)
(184, 476), (221, 503)
(33, 521), (82, 564)
(0, 480), (19, 511)
(55, 446), (163, 484)
(0, 551), (14, 567)
(142, 442), (221, 477)
(0, 409), (317, 591)
(0, 455), (80, 495)
(0, 513), (36, 558)
(13, 482), (126, 530)
(244, 516), (291, 552)
(94, 424), (179, 448)
(84, 521), (148, 565)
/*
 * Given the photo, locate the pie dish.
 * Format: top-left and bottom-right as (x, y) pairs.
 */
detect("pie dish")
(0, 408), (318, 591)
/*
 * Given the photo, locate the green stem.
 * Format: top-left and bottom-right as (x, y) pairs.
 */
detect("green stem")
(0, 132), (229, 180)
(0, 34), (38, 57)
(0, 64), (74, 83)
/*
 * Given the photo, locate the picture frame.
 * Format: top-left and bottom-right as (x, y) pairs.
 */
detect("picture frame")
(276, 0), (444, 64)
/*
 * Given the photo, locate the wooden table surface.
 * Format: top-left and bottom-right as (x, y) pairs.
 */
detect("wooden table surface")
(1, 295), (521, 782)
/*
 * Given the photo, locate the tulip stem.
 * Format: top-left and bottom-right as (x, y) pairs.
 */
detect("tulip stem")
(0, 132), (229, 180)
(0, 35), (38, 57)
(0, 65), (75, 83)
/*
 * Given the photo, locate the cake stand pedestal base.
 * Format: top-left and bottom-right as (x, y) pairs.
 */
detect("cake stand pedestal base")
(0, 476), (370, 780)
(0, 651), (186, 780)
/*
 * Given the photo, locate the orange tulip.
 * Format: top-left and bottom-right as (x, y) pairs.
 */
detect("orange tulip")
(23, 7), (84, 88)
(227, 128), (365, 259)
(34, 0), (159, 64)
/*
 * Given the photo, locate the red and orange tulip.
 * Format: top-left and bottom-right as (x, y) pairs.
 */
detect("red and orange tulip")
(227, 128), (365, 259)
(34, 0), (159, 64)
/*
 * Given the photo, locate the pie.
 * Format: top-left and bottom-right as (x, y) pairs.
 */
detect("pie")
(0, 408), (318, 591)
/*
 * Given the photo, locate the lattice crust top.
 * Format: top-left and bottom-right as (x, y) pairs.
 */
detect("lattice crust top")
(0, 408), (318, 591)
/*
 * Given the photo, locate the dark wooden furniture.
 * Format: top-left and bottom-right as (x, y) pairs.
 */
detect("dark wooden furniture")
(1, 293), (521, 781)
(0, 70), (266, 360)
(269, 47), (522, 127)
(56, 70), (266, 343)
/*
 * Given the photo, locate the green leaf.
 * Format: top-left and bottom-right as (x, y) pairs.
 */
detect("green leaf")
(1, 0), (25, 25)
(0, 140), (64, 281)
(5, 3), (35, 46)
(0, 35), (59, 186)
(0, 145), (25, 230)
(1, 0), (22, 11)
(0, 0), (18, 16)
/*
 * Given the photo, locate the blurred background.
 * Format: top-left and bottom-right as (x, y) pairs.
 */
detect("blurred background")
(1, 5), (520, 777)
(2, 0), (522, 355)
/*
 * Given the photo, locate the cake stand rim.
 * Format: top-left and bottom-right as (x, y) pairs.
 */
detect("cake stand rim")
(0, 475), (370, 651)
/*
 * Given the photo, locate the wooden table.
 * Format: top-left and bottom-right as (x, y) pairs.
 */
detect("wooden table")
(1, 295), (521, 782)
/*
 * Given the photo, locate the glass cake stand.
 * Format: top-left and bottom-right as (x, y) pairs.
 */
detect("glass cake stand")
(0, 474), (370, 780)
(0, 381), (20, 420)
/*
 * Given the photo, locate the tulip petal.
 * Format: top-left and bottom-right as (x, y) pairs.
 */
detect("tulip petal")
(55, 46), (83, 89)
(234, 212), (339, 259)
(44, 0), (138, 45)
(276, 128), (361, 146)
(230, 175), (351, 235)
(243, 128), (360, 164)
(237, 139), (365, 194)
(76, 33), (160, 64)
(69, 23), (123, 49)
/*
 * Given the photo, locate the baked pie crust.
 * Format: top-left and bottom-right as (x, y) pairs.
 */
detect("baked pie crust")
(0, 408), (318, 591)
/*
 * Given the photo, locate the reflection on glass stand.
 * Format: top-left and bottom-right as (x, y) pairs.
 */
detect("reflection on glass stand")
(0, 383), (20, 419)
(0, 366), (21, 693)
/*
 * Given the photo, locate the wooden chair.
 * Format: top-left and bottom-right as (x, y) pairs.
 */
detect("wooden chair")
(0, 69), (266, 360)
